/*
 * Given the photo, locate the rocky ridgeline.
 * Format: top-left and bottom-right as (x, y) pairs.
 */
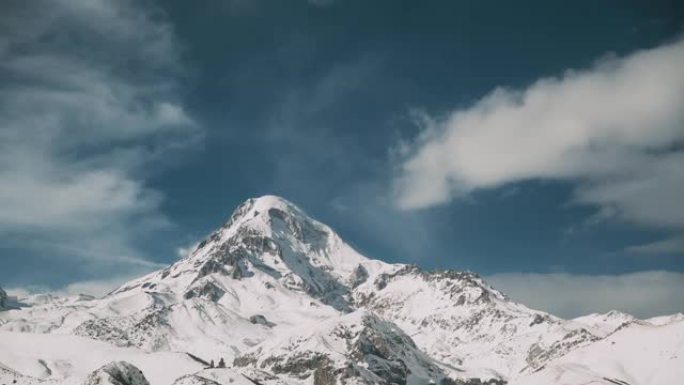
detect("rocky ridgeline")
(2, 196), (670, 385)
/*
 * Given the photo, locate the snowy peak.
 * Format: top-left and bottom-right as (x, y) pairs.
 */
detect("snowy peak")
(148, 195), (374, 309)
(113, 195), (372, 298)
(220, 195), (310, 233)
(189, 195), (369, 274)
(207, 195), (336, 252)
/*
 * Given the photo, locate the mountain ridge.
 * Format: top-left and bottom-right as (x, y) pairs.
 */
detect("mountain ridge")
(1, 195), (682, 385)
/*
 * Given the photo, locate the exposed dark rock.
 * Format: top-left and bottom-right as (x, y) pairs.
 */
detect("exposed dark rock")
(374, 274), (389, 290)
(74, 319), (132, 347)
(82, 361), (149, 385)
(141, 282), (156, 290)
(529, 314), (549, 327)
(249, 314), (276, 327)
(266, 352), (332, 377)
(196, 239), (208, 250)
(313, 366), (338, 385)
(160, 269), (171, 279)
(197, 259), (229, 279)
(455, 294), (466, 306)
(350, 265), (369, 288)
(526, 328), (600, 369)
(184, 281), (226, 302)
(0, 286), (6, 310)
(185, 353), (211, 367)
(232, 263), (247, 279)
(233, 353), (259, 368)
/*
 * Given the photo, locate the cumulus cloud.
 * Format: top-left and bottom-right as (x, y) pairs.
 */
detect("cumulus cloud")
(0, 0), (198, 269)
(394, 38), (684, 245)
(487, 271), (684, 318)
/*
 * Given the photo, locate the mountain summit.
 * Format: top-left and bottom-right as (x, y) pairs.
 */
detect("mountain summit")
(1, 196), (682, 385)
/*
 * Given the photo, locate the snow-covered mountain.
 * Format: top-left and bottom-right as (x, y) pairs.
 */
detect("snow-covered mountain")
(511, 319), (684, 385)
(0, 196), (682, 385)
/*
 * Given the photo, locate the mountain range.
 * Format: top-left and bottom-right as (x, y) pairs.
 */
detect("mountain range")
(0, 196), (681, 385)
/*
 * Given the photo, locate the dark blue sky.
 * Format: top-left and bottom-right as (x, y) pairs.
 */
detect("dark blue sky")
(1, 0), (683, 295)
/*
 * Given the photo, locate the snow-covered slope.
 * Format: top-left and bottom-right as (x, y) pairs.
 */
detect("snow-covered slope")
(171, 369), (265, 385)
(644, 312), (684, 326)
(232, 309), (501, 385)
(1, 197), (363, 358)
(352, 265), (608, 377)
(572, 310), (636, 337)
(0, 331), (201, 385)
(0, 195), (681, 385)
(0, 361), (55, 385)
(511, 319), (684, 385)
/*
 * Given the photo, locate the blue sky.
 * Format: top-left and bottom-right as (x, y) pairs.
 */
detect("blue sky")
(0, 0), (682, 317)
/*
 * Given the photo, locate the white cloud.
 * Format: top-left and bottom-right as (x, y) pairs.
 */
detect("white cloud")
(176, 241), (200, 259)
(486, 271), (684, 318)
(0, 0), (199, 269)
(0, 170), (161, 230)
(5, 273), (151, 298)
(59, 275), (144, 297)
(394, 38), (684, 242)
(625, 236), (684, 255)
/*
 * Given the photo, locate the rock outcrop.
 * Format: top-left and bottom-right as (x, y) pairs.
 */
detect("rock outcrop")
(0, 286), (6, 310)
(82, 361), (150, 385)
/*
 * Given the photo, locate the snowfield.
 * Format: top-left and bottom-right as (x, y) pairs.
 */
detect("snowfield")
(511, 320), (684, 385)
(0, 195), (681, 385)
(0, 331), (199, 385)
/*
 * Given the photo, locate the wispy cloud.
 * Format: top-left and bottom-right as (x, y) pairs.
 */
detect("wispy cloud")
(0, 0), (199, 272)
(625, 236), (684, 255)
(6, 272), (149, 298)
(256, 53), (442, 262)
(487, 271), (684, 318)
(393, 38), (684, 250)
